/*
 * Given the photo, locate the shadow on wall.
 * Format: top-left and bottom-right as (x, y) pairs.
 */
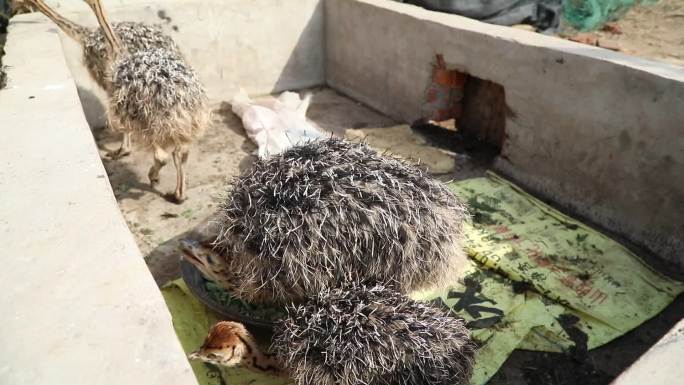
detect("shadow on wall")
(76, 86), (107, 129)
(271, 0), (325, 94)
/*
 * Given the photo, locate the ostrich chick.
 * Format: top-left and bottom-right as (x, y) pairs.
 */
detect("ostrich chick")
(188, 321), (287, 377)
(186, 138), (475, 384)
(273, 283), (476, 385)
(25, 0), (180, 157)
(194, 284), (476, 385)
(82, 0), (209, 203)
(182, 137), (470, 303)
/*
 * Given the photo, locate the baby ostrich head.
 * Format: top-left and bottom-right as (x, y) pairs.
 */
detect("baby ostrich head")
(188, 321), (251, 366)
(180, 239), (234, 290)
(189, 321), (286, 377)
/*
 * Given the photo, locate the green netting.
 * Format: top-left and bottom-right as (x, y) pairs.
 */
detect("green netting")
(563, 0), (657, 31)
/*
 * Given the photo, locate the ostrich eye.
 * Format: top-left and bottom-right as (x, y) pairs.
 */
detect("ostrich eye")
(206, 254), (214, 264)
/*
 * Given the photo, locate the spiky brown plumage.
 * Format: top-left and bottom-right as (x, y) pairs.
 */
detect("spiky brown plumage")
(186, 138), (475, 383)
(108, 47), (208, 149)
(202, 137), (468, 303)
(25, 0), (181, 157)
(272, 283), (476, 385)
(83, 21), (179, 90)
(82, 0), (208, 202)
(24, 1), (179, 91)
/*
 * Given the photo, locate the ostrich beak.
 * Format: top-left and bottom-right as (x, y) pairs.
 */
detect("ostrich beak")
(180, 239), (202, 264)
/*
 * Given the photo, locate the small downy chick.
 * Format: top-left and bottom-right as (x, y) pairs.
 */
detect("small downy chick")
(188, 321), (287, 378)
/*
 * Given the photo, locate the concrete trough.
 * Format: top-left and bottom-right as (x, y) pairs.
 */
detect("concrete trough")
(0, 0), (682, 384)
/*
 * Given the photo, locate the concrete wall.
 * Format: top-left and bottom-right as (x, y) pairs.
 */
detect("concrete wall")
(326, 0), (684, 269)
(612, 318), (684, 385)
(0, 16), (197, 385)
(43, 0), (325, 127)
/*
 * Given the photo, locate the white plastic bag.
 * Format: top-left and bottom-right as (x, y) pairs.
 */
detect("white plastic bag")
(230, 88), (327, 158)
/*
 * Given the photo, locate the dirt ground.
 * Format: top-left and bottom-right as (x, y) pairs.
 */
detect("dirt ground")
(574, 0), (684, 66)
(95, 88), (466, 283)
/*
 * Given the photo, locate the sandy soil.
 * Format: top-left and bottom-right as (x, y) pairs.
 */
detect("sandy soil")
(584, 0), (684, 66)
(95, 87), (465, 284)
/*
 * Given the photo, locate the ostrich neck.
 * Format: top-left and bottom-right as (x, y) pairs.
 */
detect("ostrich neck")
(246, 345), (288, 377)
(27, 0), (89, 43)
(238, 333), (288, 377)
(87, 0), (123, 56)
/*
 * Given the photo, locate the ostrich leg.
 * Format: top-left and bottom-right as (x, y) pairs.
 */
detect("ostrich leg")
(120, 132), (133, 156)
(109, 132), (133, 159)
(148, 145), (169, 187)
(171, 146), (189, 203)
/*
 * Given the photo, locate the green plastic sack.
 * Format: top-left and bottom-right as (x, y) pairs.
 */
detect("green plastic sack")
(412, 172), (683, 384)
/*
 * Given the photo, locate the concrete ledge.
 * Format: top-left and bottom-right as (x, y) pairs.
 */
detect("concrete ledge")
(612, 318), (684, 385)
(326, 0), (684, 269)
(0, 18), (196, 385)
